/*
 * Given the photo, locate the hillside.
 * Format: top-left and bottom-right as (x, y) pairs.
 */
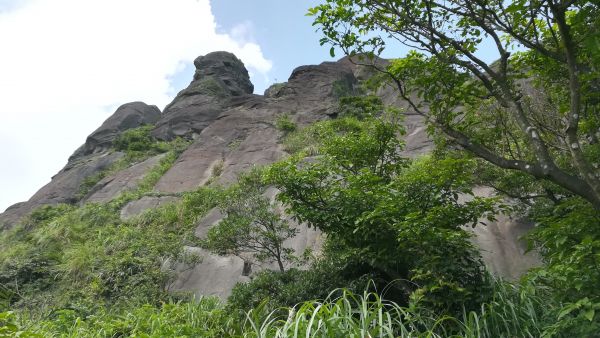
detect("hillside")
(0, 48), (596, 337)
(1, 51), (537, 295)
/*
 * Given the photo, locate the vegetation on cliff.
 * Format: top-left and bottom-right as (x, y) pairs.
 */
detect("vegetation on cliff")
(1, 0), (599, 336)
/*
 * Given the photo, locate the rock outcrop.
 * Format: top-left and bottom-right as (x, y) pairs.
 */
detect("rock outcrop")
(0, 51), (539, 298)
(71, 102), (161, 159)
(152, 52), (254, 140)
(0, 101), (162, 229)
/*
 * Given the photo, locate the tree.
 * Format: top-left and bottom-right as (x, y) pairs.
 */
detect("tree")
(201, 169), (298, 272)
(309, 0), (600, 209)
(267, 116), (498, 311)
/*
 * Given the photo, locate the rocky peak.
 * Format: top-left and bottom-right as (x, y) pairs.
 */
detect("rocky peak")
(192, 51), (254, 96)
(152, 52), (256, 140)
(70, 102), (161, 161)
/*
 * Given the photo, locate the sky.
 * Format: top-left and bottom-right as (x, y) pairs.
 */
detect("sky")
(0, 0), (502, 212)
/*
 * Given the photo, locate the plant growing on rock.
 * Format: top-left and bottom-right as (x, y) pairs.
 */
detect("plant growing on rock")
(275, 114), (297, 134)
(267, 116), (498, 312)
(201, 168), (299, 272)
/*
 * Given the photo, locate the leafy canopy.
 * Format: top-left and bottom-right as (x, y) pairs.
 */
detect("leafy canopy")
(267, 115), (498, 311)
(310, 0), (600, 209)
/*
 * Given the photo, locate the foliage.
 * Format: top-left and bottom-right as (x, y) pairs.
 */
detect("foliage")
(0, 311), (41, 337)
(113, 125), (170, 158)
(76, 128), (188, 200)
(310, 0), (600, 209)
(202, 168), (298, 272)
(331, 77), (354, 98)
(281, 115), (367, 155)
(0, 278), (578, 337)
(265, 82), (286, 98)
(227, 245), (382, 314)
(195, 77), (227, 98)
(337, 94), (384, 119)
(274, 114), (297, 134)
(523, 198), (600, 336)
(242, 279), (555, 338)
(267, 116), (498, 313)
(27, 298), (241, 338)
(0, 141), (214, 319)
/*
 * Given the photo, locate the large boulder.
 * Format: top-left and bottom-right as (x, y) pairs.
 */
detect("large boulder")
(192, 51), (254, 96)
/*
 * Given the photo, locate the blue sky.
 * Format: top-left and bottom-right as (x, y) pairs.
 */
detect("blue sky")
(168, 0), (334, 95)
(211, 0), (331, 92)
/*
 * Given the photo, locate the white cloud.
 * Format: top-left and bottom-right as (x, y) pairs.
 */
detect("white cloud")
(0, 0), (272, 212)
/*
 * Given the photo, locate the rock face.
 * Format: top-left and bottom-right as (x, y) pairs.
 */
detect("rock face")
(152, 52), (254, 140)
(0, 51), (539, 297)
(82, 154), (166, 204)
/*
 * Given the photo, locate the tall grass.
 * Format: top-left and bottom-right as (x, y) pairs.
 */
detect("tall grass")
(245, 279), (553, 338)
(0, 280), (564, 337)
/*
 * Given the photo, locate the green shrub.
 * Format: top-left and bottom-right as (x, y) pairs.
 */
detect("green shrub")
(337, 95), (384, 119)
(331, 78), (354, 98)
(524, 198), (600, 336)
(243, 279), (556, 338)
(275, 114), (297, 134)
(0, 141), (210, 318)
(196, 77), (227, 97)
(227, 259), (376, 314)
(28, 298), (241, 337)
(113, 125), (170, 158)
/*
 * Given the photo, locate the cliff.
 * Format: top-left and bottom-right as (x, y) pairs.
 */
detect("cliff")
(0, 51), (538, 298)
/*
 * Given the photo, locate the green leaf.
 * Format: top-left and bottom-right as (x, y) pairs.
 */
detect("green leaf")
(584, 308), (595, 322)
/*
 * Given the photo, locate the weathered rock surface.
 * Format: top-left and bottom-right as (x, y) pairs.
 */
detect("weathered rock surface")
(83, 154), (165, 204)
(154, 58), (355, 193)
(0, 152), (123, 229)
(471, 215), (540, 280)
(120, 195), (180, 221)
(70, 102), (161, 160)
(1, 51), (539, 298)
(152, 52), (254, 140)
(168, 247), (249, 299)
(0, 100), (165, 229)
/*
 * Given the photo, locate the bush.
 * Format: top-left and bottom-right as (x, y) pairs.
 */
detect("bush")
(337, 95), (384, 119)
(227, 243), (396, 314)
(113, 125), (169, 157)
(275, 114), (297, 134)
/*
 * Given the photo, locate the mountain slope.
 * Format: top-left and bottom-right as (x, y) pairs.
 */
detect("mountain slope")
(0, 51), (538, 298)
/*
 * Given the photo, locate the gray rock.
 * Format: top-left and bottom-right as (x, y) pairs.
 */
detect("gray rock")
(120, 195), (180, 221)
(193, 51), (254, 96)
(152, 52), (254, 140)
(154, 106), (285, 193)
(83, 154), (166, 204)
(470, 215), (540, 280)
(194, 207), (223, 238)
(168, 247), (248, 299)
(0, 152), (123, 229)
(264, 82), (286, 98)
(70, 102), (161, 160)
